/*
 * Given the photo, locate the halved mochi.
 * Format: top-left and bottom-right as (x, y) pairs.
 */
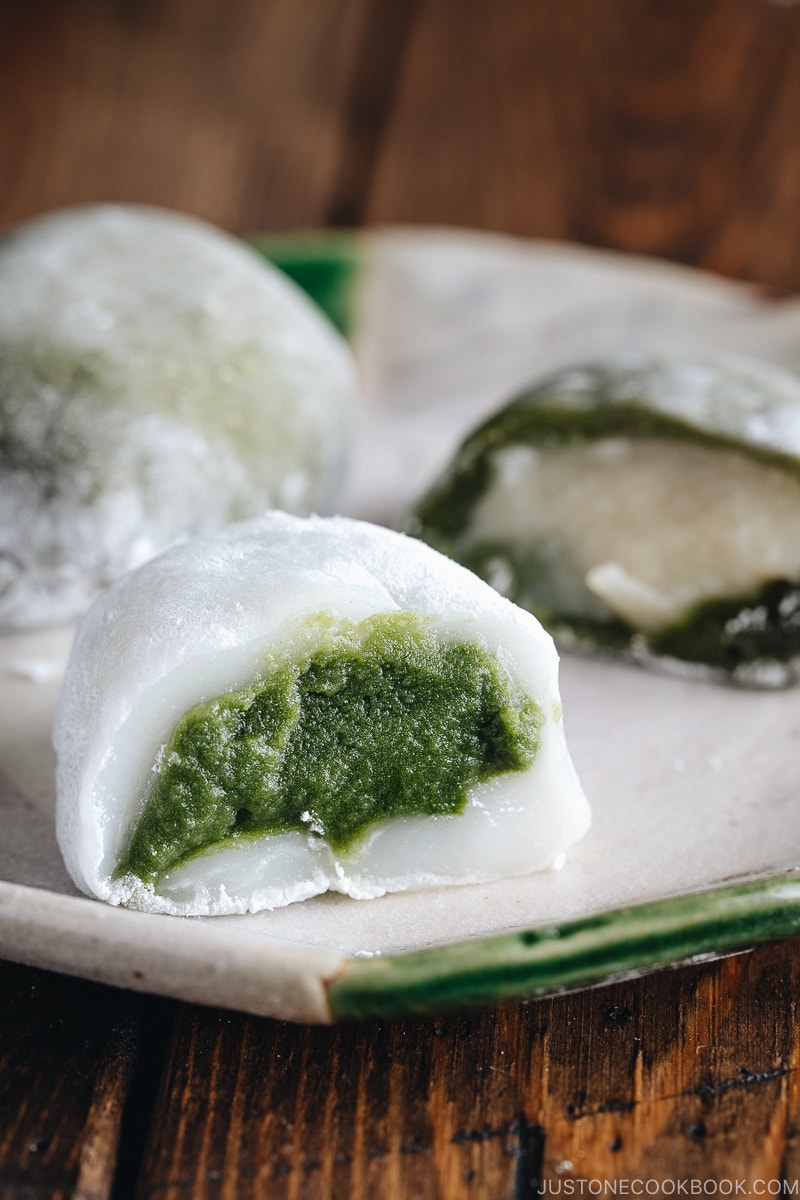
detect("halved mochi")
(54, 513), (589, 916)
(413, 355), (800, 686)
(0, 205), (357, 631)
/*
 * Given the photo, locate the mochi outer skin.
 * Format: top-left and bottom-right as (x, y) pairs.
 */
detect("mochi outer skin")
(0, 205), (357, 631)
(54, 513), (590, 917)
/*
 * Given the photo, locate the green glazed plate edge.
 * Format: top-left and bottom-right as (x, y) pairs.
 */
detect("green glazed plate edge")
(327, 871), (800, 1019)
(250, 230), (362, 338)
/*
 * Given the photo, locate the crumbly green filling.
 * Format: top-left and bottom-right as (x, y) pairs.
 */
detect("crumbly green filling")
(118, 612), (542, 886)
(649, 580), (800, 675)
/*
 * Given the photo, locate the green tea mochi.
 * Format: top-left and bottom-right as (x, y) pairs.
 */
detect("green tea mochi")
(54, 513), (589, 916)
(413, 355), (800, 686)
(0, 205), (357, 629)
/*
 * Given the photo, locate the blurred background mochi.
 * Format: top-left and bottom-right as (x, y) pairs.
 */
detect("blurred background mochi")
(0, 204), (358, 630)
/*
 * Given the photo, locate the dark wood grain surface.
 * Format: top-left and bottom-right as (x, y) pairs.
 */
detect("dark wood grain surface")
(3, 0), (800, 1194)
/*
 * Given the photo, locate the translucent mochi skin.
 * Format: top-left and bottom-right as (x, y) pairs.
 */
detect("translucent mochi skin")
(54, 514), (590, 916)
(0, 205), (357, 631)
(414, 355), (800, 686)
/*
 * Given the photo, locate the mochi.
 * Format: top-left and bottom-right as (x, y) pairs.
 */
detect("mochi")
(54, 513), (589, 916)
(0, 205), (357, 630)
(413, 354), (800, 686)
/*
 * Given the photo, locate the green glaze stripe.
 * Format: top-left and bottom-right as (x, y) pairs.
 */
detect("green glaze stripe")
(249, 231), (361, 338)
(328, 872), (800, 1019)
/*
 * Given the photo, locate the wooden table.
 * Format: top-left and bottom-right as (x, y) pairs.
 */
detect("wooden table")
(3, 1), (800, 1193)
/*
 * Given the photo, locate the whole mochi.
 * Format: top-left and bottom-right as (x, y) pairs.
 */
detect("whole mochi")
(0, 204), (358, 630)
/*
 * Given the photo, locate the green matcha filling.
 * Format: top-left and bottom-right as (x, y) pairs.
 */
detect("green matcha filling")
(118, 612), (542, 886)
(649, 580), (800, 674)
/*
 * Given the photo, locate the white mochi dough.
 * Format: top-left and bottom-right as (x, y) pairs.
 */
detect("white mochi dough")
(53, 513), (590, 916)
(470, 437), (800, 630)
(0, 205), (357, 630)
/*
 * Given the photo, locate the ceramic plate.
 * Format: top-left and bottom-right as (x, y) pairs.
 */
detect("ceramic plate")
(4, 229), (800, 1024)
